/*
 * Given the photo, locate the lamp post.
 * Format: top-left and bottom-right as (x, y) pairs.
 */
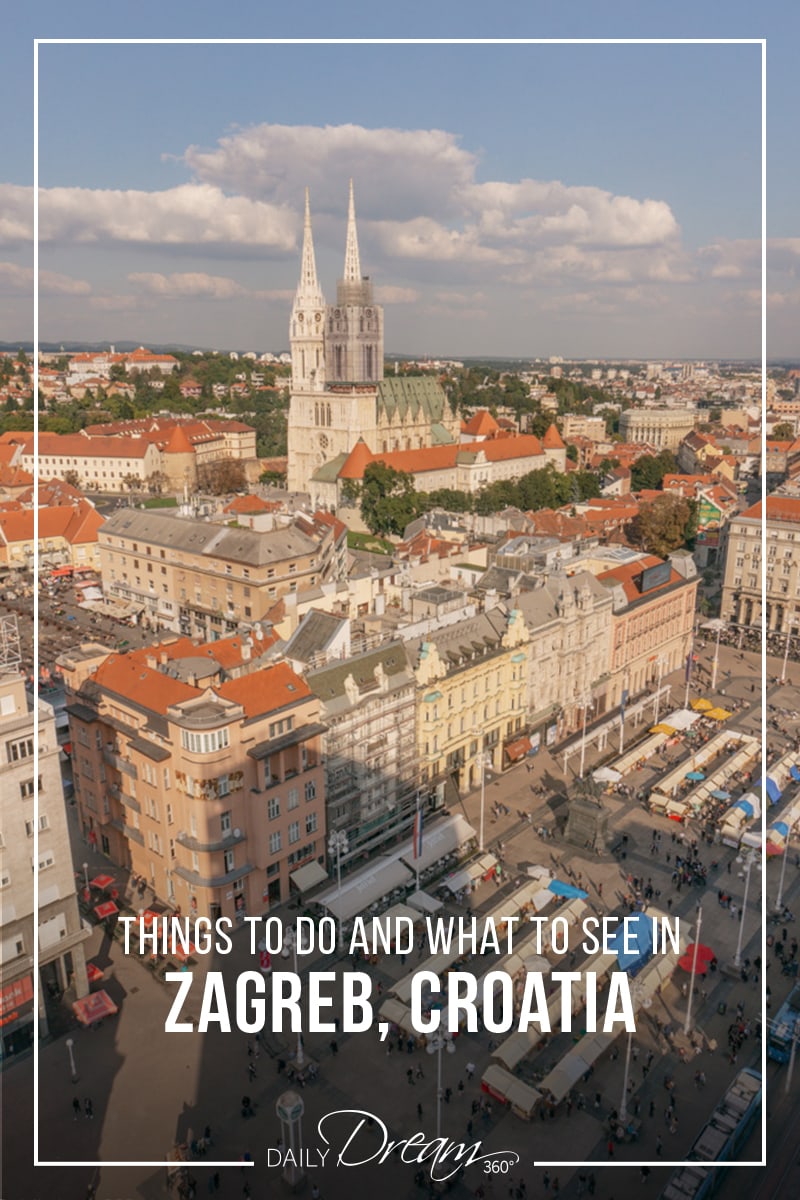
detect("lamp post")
(775, 822), (797, 913)
(734, 849), (762, 968)
(327, 830), (349, 949)
(619, 982), (645, 1124)
(780, 620), (798, 686)
(282, 928), (305, 1068)
(683, 903), (703, 1036)
(653, 657), (668, 726)
(473, 729), (492, 852)
(426, 1032), (456, 1138)
(66, 1037), (78, 1083)
(578, 693), (593, 779)
(82, 862), (89, 890)
(708, 620), (725, 692)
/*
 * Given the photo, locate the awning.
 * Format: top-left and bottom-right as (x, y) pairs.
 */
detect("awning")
(397, 813), (476, 873)
(407, 890), (443, 914)
(530, 888), (555, 912)
(662, 709), (701, 731)
(593, 766), (622, 783)
(791, 765), (800, 783)
(289, 861), (328, 893)
(766, 778), (782, 804)
(73, 990), (119, 1026)
(706, 707), (732, 721)
(505, 736), (531, 763)
(650, 723), (676, 735)
(548, 880), (588, 900)
(691, 698), (714, 712)
(316, 859), (414, 923)
(609, 912), (654, 974)
(366, 904), (421, 943)
(444, 854), (498, 894)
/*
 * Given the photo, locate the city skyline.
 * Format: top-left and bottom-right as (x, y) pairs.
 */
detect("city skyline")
(0, 40), (778, 359)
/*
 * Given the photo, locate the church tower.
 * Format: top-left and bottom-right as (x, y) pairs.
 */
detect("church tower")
(289, 188), (326, 392)
(326, 180), (384, 383)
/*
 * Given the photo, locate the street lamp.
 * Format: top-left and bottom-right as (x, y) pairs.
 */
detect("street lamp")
(652, 657), (668, 727)
(426, 1031), (456, 1138)
(780, 620), (799, 686)
(327, 830), (349, 949)
(683, 903), (703, 1036)
(472, 729), (492, 852)
(775, 821), (797, 914)
(66, 1037), (78, 1082)
(82, 862), (89, 890)
(578, 693), (594, 779)
(619, 981), (647, 1125)
(703, 619), (726, 692)
(282, 928), (305, 1069)
(734, 849), (762, 968)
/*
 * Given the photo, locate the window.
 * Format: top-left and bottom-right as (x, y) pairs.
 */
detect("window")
(304, 780), (316, 802)
(305, 812), (317, 834)
(267, 796), (280, 820)
(269, 717), (294, 738)
(180, 727), (230, 754)
(166, 803), (174, 825)
(221, 810), (232, 836)
(0, 870), (10, 888)
(269, 831), (282, 854)
(218, 774), (230, 797)
(20, 778), (35, 800)
(6, 737), (34, 762)
(224, 849), (235, 872)
(287, 788), (299, 810)
(38, 851), (55, 871)
(288, 821), (300, 844)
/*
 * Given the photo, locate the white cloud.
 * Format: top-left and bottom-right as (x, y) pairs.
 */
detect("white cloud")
(0, 261), (90, 295)
(0, 186), (32, 246)
(374, 285), (420, 304)
(129, 271), (248, 299)
(36, 184), (297, 250)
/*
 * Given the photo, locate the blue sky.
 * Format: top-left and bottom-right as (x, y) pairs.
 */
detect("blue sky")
(2, 3), (797, 359)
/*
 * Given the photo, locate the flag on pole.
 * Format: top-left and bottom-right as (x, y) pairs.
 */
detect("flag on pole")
(620, 688), (629, 720)
(685, 645), (693, 683)
(413, 808), (424, 860)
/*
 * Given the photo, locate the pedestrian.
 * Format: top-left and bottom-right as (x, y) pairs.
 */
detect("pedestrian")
(466, 1061), (476, 1080)
(587, 1174), (596, 1196)
(543, 1171), (550, 1191)
(415, 1063), (424, 1080)
(607, 1139), (614, 1157)
(311, 1186), (321, 1200)
(417, 1103), (423, 1119)
(655, 1136), (662, 1156)
(247, 1062), (256, 1081)
(649, 1100), (656, 1118)
(84, 1098), (93, 1120)
(72, 1096), (81, 1120)
(329, 1039), (338, 1056)
(553, 1179), (560, 1195)
(407, 1069), (414, 1086)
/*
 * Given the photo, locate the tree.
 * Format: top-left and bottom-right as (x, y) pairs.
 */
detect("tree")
(146, 471), (170, 495)
(565, 443), (578, 463)
(63, 470), (81, 488)
(631, 494), (695, 557)
(197, 458), (247, 495)
(630, 450), (677, 492)
(426, 488), (473, 513)
(359, 462), (421, 536)
(772, 422), (795, 441)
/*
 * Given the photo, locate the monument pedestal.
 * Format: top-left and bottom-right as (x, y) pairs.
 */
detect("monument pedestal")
(563, 779), (612, 854)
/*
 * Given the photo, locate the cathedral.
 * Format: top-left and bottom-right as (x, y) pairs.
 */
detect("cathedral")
(286, 182), (461, 496)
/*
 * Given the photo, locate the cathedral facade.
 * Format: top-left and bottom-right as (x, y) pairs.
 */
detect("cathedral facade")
(286, 182), (460, 496)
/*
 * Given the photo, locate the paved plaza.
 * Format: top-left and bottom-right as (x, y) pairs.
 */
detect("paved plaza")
(2, 639), (797, 1200)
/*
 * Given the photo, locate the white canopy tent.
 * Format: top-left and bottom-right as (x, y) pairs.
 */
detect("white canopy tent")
(407, 890), (443, 914)
(316, 859), (414, 923)
(397, 814), (477, 873)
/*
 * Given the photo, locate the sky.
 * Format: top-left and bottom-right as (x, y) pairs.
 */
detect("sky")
(1, 3), (798, 360)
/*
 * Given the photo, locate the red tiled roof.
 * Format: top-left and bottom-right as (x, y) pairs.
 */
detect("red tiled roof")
(339, 439), (378, 480)
(542, 423), (566, 450)
(464, 409), (500, 436)
(163, 424), (196, 455)
(216, 661), (310, 718)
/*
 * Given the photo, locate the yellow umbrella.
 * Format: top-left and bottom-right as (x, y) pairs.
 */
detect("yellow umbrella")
(691, 698), (713, 712)
(706, 707), (732, 721)
(650, 723), (676, 735)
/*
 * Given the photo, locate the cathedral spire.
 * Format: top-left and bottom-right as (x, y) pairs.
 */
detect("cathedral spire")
(343, 178), (362, 283)
(296, 186), (324, 305)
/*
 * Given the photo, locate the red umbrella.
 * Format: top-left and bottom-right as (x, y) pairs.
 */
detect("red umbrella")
(678, 953), (709, 975)
(684, 943), (714, 964)
(90, 873), (115, 890)
(94, 900), (119, 920)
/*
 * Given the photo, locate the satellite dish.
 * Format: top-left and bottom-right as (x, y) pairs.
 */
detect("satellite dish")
(233, 827), (242, 838)
(254, 628), (263, 641)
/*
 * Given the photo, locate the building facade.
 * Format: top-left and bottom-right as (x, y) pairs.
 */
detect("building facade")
(0, 673), (88, 1060)
(720, 497), (797, 633)
(62, 641), (327, 921)
(306, 643), (417, 869)
(408, 607), (529, 799)
(98, 508), (346, 638)
(619, 408), (696, 449)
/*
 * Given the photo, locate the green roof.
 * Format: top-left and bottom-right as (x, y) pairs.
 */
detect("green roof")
(311, 453), (348, 483)
(430, 421), (456, 445)
(376, 376), (450, 424)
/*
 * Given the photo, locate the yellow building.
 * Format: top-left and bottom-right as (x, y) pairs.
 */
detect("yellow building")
(408, 607), (529, 800)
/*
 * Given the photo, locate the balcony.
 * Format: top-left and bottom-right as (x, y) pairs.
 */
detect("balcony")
(173, 862), (255, 889)
(176, 829), (247, 853)
(108, 817), (144, 845)
(102, 746), (138, 779)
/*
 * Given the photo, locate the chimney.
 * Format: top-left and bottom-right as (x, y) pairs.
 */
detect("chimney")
(242, 642), (252, 661)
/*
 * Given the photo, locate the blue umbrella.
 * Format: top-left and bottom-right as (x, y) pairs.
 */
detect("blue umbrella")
(686, 770), (705, 781)
(765, 778), (782, 805)
(609, 912), (654, 975)
(771, 821), (790, 838)
(547, 880), (589, 900)
(791, 766), (800, 783)
(735, 799), (755, 818)
(710, 789), (730, 800)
